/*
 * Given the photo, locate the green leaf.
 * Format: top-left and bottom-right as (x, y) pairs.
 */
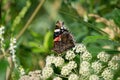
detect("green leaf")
(82, 35), (108, 44)
(32, 46), (46, 53)
(28, 42), (39, 48)
(103, 49), (120, 54)
(106, 8), (120, 27)
(43, 31), (53, 51)
(111, 8), (120, 27)
(0, 59), (8, 80)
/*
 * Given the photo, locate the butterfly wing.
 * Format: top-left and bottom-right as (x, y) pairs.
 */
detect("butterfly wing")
(52, 41), (64, 53)
(53, 31), (75, 53)
(61, 31), (75, 51)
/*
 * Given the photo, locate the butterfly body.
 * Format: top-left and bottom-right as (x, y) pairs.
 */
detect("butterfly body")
(52, 21), (75, 53)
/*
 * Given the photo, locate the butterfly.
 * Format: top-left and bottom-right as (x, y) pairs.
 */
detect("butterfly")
(52, 21), (75, 53)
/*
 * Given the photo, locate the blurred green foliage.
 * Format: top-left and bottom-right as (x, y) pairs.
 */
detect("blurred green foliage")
(0, 59), (8, 80)
(1, 0), (120, 80)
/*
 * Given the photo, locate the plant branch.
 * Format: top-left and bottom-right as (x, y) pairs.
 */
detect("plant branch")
(5, 0), (45, 80)
(16, 0), (45, 40)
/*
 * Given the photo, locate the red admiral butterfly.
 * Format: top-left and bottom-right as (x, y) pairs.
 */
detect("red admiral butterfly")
(52, 21), (75, 53)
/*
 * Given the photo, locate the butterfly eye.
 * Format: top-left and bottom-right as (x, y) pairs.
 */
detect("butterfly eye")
(54, 32), (60, 37)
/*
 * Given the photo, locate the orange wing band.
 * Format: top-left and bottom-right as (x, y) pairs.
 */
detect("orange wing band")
(54, 35), (61, 41)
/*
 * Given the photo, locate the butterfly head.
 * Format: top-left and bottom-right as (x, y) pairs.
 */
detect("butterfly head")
(55, 20), (64, 29)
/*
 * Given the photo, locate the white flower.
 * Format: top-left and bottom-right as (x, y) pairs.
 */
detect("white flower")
(0, 26), (5, 35)
(65, 50), (76, 60)
(29, 70), (41, 77)
(19, 66), (25, 76)
(0, 26), (5, 46)
(79, 67), (90, 76)
(81, 51), (92, 61)
(42, 66), (53, 79)
(46, 55), (64, 67)
(53, 77), (62, 80)
(79, 61), (90, 76)
(68, 61), (77, 69)
(80, 61), (90, 68)
(54, 56), (64, 67)
(97, 51), (110, 62)
(108, 60), (119, 70)
(91, 61), (103, 73)
(89, 74), (99, 80)
(19, 75), (30, 80)
(68, 74), (79, 80)
(9, 38), (17, 54)
(101, 68), (113, 80)
(46, 55), (55, 66)
(111, 55), (120, 61)
(12, 54), (16, 62)
(73, 44), (86, 53)
(20, 70), (41, 80)
(9, 38), (17, 67)
(61, 65), (71, 76)
(61, 61), (77, 76)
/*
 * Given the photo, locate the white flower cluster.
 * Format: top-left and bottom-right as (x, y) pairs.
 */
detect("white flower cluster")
(19, 70), (41, 80)
(73, 44), (86, 53)
(46, 55), (55, 66)
(61, 65), (71, 76)
(9, 38), (17, 63)
(42, 66), (53, 79)
(53, 77), (62, 80)
(111, 55), (120, 61)
(9, 38), (18, 67)
(97, 51), (110, 62)
(0, 26), (5, 50)
(9, 38), (17, 54)
(54, 56), (64, 67)
(0, 26), (5, 43)
(68, 74), (79, 80)
(65, 50), (76, 60)
(46, 55), (64, 67)
(91, 61), (103, 74)
(89, 74), (99, 80)
(68, 61), (77, 69)
(101, 68), (113, 80)
(108, 60), (119, 70)
(81, 50), (92, 61)
(9, 38), (25, 76)
(61, 61), (77, 76)
(38, 43), (120, 80)
(1, 27), (26, 77)
(19, 66), (25, 76)
(108, 55), (120, 70)
(79, 61), (90, 76)
(80, 61), (90, 67)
